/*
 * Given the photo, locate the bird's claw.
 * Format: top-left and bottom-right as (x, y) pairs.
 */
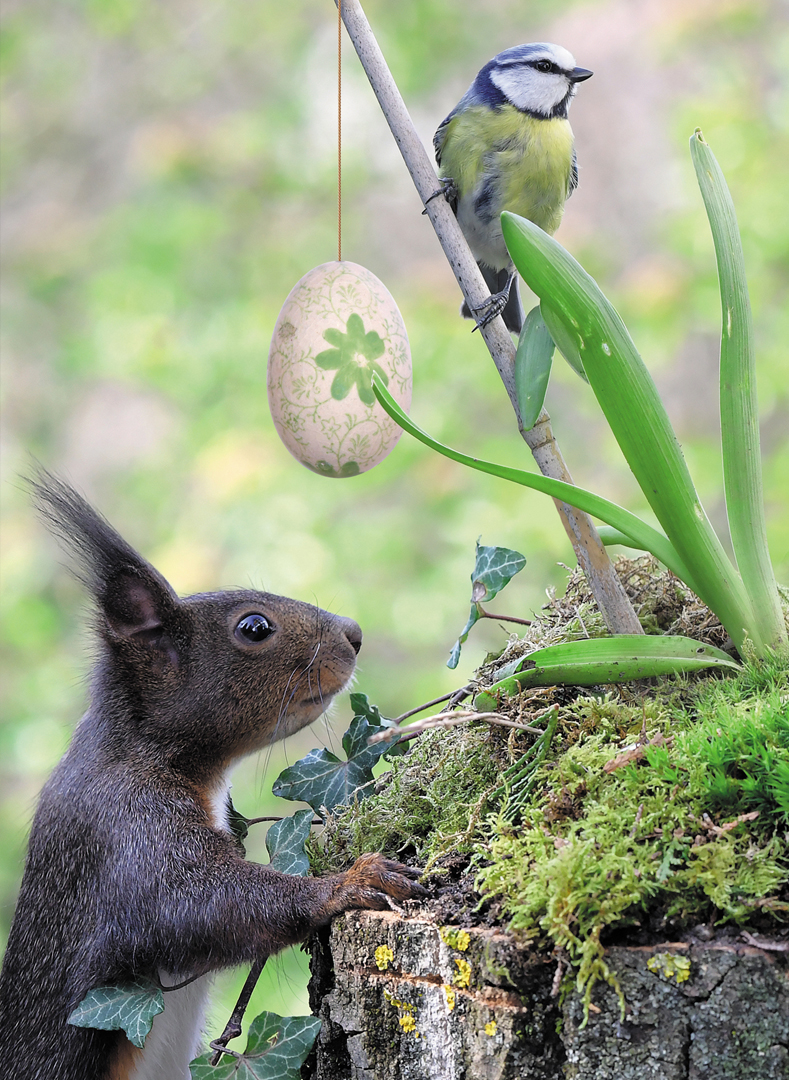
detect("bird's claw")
(422, 177), (458, 214)
(470, 286), (513, 332)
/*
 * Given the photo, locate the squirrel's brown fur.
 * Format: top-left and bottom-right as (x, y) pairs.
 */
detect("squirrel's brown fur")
(0, 474), (424, 1079)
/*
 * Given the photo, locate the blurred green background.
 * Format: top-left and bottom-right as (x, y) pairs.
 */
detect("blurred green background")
(1, 0), (787, 1038)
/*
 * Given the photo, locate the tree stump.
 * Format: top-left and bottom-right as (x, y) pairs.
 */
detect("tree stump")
(306, 911), (789, 1080)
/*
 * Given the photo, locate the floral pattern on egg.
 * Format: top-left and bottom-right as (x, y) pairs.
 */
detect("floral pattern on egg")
(267, 262), (412, 478)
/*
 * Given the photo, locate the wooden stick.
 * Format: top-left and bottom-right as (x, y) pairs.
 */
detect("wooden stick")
(335, 0), (643, 636)
(208, 957), (267, 1065)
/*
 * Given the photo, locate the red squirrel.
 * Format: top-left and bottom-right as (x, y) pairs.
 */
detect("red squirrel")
(0, 474), (424, 1079)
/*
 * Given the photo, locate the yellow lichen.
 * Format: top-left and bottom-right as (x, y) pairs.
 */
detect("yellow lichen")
(374, 944), (394, 971)
(484, 1020), (497, 1037)
(441, 926), (471, 952)
(453, 957), (472, 989)
(647, 951), (691, 984)
(443, 985), (456, 1012)
(399, 1013), (418, 1035)
(384, 990), (420, 1037)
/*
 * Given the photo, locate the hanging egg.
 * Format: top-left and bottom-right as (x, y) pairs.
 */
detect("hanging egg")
(267, 261), (412, 478)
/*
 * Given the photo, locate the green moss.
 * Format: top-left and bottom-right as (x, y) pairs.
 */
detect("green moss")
(309, 615), (788, 1022)
(476, 655), (789, 1015)
(308, 724), (503, 875)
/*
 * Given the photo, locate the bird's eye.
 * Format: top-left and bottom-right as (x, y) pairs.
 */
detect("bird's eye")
(235, 613), (274, 644)
(535, 60), (554, 73)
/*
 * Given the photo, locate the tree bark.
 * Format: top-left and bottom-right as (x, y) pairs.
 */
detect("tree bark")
(306, 910), (789, 1080)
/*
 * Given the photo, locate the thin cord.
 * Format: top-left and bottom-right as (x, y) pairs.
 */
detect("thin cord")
(337, 0), (342, 262)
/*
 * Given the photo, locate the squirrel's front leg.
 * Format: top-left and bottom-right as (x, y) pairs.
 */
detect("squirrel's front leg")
(143, 852), (426, 974)
(315, 853), (426, 919)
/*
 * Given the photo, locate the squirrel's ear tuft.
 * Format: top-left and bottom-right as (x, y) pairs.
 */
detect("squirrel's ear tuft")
(28, 469), (180, 646)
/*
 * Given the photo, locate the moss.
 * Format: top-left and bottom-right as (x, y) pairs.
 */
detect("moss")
(309, 562), (788, 1022)
(475, 653), (789, 1014)
(308, 722), (503, 874)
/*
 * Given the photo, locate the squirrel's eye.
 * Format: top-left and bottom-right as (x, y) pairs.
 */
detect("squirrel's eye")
(235, 614), (274, 644)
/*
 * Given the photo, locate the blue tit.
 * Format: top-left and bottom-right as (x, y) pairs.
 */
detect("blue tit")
(434, 42), (592, 333)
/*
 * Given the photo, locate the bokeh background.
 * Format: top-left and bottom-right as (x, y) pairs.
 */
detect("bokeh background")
(2, 0), (787, 1035)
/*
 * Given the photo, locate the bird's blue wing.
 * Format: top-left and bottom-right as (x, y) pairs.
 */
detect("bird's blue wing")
(433, 109), (457, 170)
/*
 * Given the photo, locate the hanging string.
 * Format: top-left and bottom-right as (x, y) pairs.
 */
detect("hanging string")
(337, 0), (342, 262)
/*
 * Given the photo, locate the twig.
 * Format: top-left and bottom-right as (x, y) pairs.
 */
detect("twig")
(368, 709), (546, 745)
(476, 604), (532, 627)
(244, 815), (322, 826)
(741, 931), (789, 953)
(335, 0), (643, 637)
(391, 685), (473, 724)
(209, 957), (267, 1065)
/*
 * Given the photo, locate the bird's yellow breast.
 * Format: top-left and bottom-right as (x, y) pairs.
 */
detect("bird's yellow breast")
(440, 107), (575, 236)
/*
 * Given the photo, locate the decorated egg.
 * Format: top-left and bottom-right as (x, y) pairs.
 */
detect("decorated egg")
(267, 261), (412, 478)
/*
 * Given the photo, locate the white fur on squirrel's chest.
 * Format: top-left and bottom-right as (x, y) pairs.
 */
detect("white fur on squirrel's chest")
(127, 973), (212, 1080)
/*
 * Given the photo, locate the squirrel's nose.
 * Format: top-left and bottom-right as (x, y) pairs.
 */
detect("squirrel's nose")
(338, 617), (363, 655)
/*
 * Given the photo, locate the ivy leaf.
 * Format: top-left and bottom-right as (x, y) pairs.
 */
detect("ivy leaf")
(447, 604), (481, 670)
(349, 692), (409, 759)
(189, 1011), (321, 1079)
(271, 716), (388, 817)
(265, 809), (313, 877)
(227, 797), (250, 849)
(68, 980), (164, 1048)
(448, 541), (527, 669)
(469, 541), (527, 602)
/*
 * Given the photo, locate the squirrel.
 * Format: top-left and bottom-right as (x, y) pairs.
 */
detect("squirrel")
(0, 473), (425, 1079)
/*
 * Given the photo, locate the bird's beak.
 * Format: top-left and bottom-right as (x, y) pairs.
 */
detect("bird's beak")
(570, 67), (593, 82)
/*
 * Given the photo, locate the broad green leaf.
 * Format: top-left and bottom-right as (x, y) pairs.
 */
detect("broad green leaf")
(265, 809), (313, 877)
(501, 211), (757, 654)
(371, 377), (697, 594)
(474, 635), (740, 710)
(190, 1011), (321, 1079)
(690, 130), (786, 650)
(68, 980), (163, 1048)
(448, 541), (527, 669)
(349, 692), (408, 758)
(272, 716), (388, 816)
(514, 306), (557, 430)
(470, 541), (526, 602)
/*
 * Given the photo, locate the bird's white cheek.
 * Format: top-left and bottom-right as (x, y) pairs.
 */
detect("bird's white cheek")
(490, 67), (567, 117)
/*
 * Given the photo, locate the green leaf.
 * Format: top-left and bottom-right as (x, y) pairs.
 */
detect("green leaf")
(470, 540), (526, 601)
(447, 542), (526, 670)
(596, 526), (648, 550)
(474, 635), (741, 710)
(500, 210), (758, 654)
(690, 130), (786, 650)
(68, 980), (164, 1048)
(371, 377), (697, 593)
(271, 716), (388, 816)
(227, 797), (250, 848)
(448, 603), (481, 670)
(265, 809), (313, 877)
(349, 692), (408, 758)
(514, 305), (557, 430)
(189, 1011), (321, 1079)
(539, 299), (587, 381)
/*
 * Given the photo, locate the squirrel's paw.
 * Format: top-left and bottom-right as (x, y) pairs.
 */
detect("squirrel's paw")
(343, 852), (427, 908)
